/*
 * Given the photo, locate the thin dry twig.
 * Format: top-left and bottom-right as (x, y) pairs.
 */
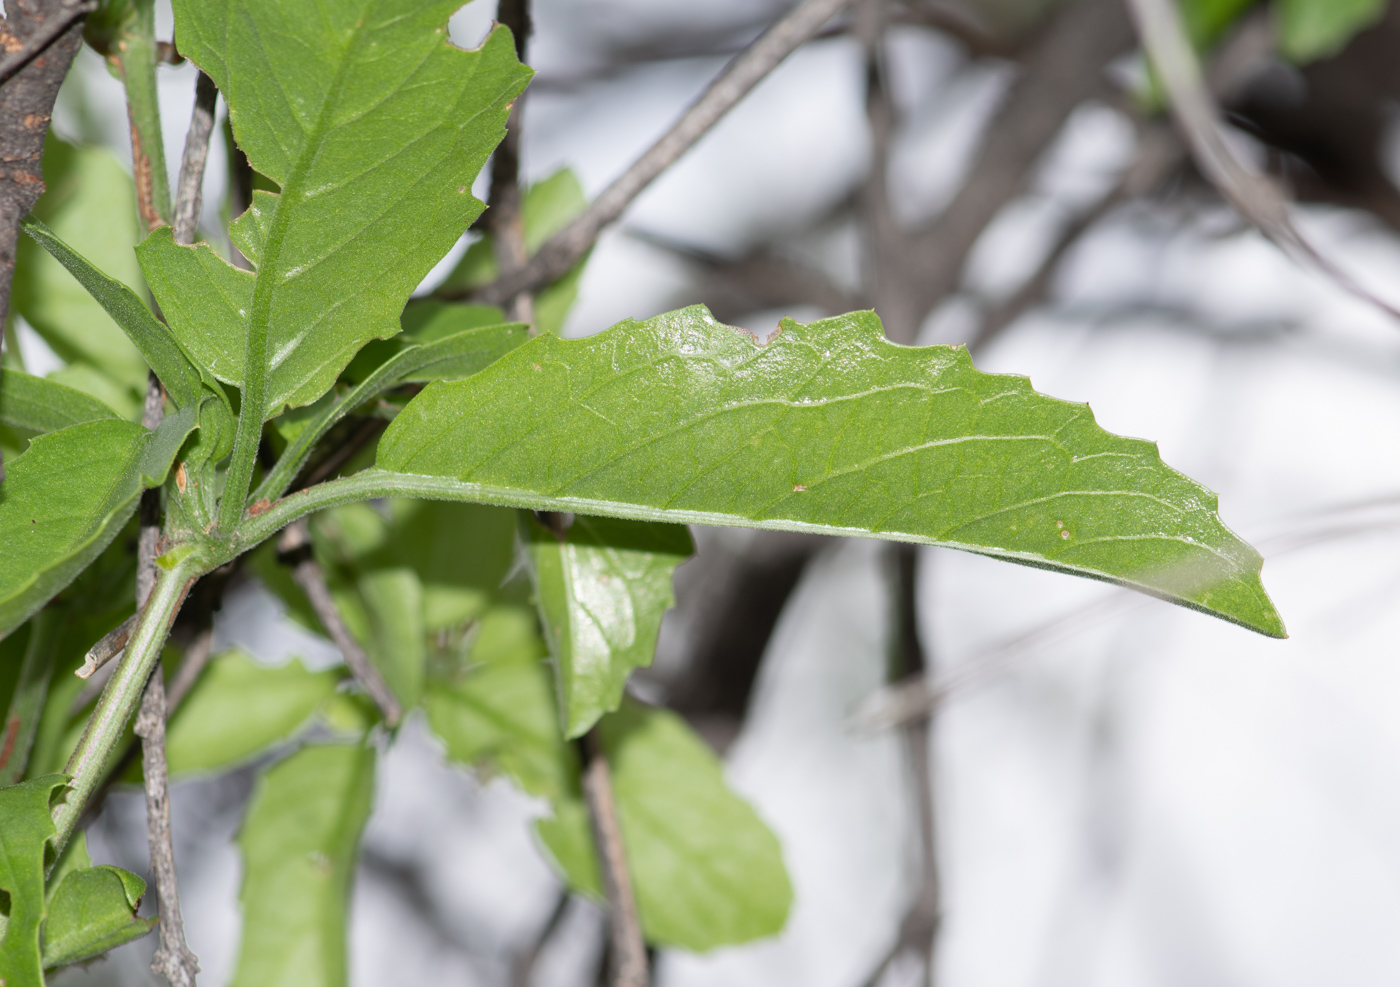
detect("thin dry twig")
(165, 627), (214, 712)
(76, 612), (139, 680)
(277, 519), (403, 726)
(172, 72), (218, 246)
(455, 0), (855, 306)
(512, 889), (571, 987)
(583, 732), (648, 987)
(1125, 0), (1400, 321)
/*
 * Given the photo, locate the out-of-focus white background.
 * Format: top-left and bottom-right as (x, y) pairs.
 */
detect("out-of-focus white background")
(33, 0), (1400, 984)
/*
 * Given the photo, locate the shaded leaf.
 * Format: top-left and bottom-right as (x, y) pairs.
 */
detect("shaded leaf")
(0, 421), (149, 640)
(1278, 0), (1385, 61)
(153, 0), (533, 414)
(0, 371), (121, 434)
(524, 515), (692, 737)
(347, 568), (425, 711)
(42, 864), (155, 970)
(378, 306), (1283, 636)
(232, 743), (375, 987)
(165, 651), (343, 777)
(0, 774), (68, 987)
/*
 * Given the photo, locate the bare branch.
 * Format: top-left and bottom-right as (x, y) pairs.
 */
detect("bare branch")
(0, 0), (93, 87)
(77, 612), (139, 680)
(134, 665), (200, 987)
(583, 732), (648, 987)
(488, 0), (536, 324)
(165, 627), (214, 712)
(883, 0), (1135, 341)
(278, 519), (404, 726)
(0, 0), (87, 482)
(1125, 0), (1400, 321)
(457, 0), (856, 307)
(172, 72), (218, 246)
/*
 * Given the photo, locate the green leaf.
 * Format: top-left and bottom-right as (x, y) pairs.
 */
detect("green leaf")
(1178, 0), (1257, 47)
(232, 743), (375, 987)
(253, 319), (528, 503)
(42, 864), (155, 970)
(600, 703), (792, 950)
(0, 774), (69, 987)
(138, 400), (200, 488)
(20, 217), (206, 413)
(13, 138), (146, 403)
(348, 568), (425, 711)
(0, 371), (121, 434)
(165, 651), (343, 777)
(0, 421), (149, 640)
(525, 515), (692, 738)
(153, 1), (533, 417)
(424, 605), (579, 805)
(377, 306), (1284, 637)
(1278, 0), (1384, 61)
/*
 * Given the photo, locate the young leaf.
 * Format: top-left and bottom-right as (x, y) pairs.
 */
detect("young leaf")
(232, 743), (375, 987)
(0, 371), (121, 434)
(152, 1), (533, 417)
(0, 774), (69, 987)
(0, 422), (149, 640)
(350, 568), (426, 711)
(524, 515), (693, 738)
(1278, 0), (1384, 61)
(377, 306), (1284, 637)
(599, 702), (793, 951)
(42, 865), (156, 970)
(165, 651), (344, 778)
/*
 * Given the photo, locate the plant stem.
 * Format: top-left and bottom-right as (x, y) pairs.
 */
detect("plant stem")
(278, 519), (403, 726)
(488, 0), (534, 324)
(113, 0), (170, 230)
(52, 552), (202, 854)
(0, 609), (59, 786)
(0, 0), (94, 87)
(582, 730), (648, 987)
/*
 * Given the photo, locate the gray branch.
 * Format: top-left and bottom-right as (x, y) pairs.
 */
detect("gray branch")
(460, 0), (855, 307)
(172, 72), (218, 246)
(583, 733), (648, 987)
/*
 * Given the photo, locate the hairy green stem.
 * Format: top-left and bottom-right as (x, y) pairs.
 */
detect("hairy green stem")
(114, 0), (171, 229)
(52, 552), (203, 852)
(0, 609), (59, 786)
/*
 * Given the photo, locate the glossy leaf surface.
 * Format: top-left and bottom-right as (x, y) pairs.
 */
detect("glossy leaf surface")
(232, 743), (375, 987)
(0, 422), (149, 640)
(42, 864), (155, 970)
(166, 651), (343, 777)
(525, 515), (693, 737)
(0, 775), (68, 987)
(154, 0), (533, 415)
(379, 306), (1283, 636)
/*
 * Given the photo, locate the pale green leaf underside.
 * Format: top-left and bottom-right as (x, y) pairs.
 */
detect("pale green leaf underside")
(1279, 0), (1384, 61)
(159, 0), (533, 414)
(525, 515), (693, 738)
(378, 306), (1284, 637)
(232, 743), (375, 987)
(0, 422), (149, 640)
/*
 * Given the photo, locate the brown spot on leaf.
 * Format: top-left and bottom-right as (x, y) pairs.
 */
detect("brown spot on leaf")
(175, 462), (188, 494)
(246, 498), (272, 517)
(792, 484), (807, 493)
